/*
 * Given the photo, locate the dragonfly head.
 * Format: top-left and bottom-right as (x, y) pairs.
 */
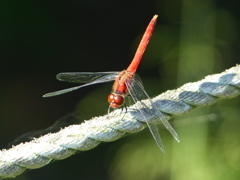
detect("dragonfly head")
(107, 93), (125, 108)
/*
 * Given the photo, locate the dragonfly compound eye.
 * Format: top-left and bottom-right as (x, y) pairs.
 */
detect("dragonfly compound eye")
(108, 93), (124, 108)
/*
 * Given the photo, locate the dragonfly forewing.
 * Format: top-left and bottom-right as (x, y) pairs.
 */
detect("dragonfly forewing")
(125, 78), (164, 152)
(43, 73), (118, 97)
(57, 72), (120, 83)
(125, 75), (179, 151)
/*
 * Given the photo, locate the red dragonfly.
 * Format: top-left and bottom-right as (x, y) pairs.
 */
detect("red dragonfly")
(43, 15), (179, 152)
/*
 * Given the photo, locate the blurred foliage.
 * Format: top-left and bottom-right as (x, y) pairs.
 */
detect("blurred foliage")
(0, 0), (240, 179)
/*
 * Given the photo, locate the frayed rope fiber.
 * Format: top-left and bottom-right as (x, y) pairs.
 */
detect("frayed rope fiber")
(1, 65), (240, 178)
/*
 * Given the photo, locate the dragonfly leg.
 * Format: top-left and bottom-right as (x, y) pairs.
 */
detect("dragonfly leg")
(108, 106), (112, 114)
(108, 104), (128, 115)
(122, 104), (128, 113)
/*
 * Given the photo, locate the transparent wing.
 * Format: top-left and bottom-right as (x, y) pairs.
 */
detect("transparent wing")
(125, 74), (179, 152)
(43, 73), (119, 97)
(57, 71), (120, 83)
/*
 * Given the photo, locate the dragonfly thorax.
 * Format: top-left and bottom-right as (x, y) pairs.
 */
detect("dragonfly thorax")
(107, 93), (125, 108)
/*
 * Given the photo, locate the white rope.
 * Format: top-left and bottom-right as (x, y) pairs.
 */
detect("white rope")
(0, 65), (240, 178)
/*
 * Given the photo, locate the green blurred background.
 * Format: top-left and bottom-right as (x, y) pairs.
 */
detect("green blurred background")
(1, 0), (240, 179)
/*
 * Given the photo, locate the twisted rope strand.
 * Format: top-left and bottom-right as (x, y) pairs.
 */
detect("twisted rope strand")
(1, 65), (240, 178)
